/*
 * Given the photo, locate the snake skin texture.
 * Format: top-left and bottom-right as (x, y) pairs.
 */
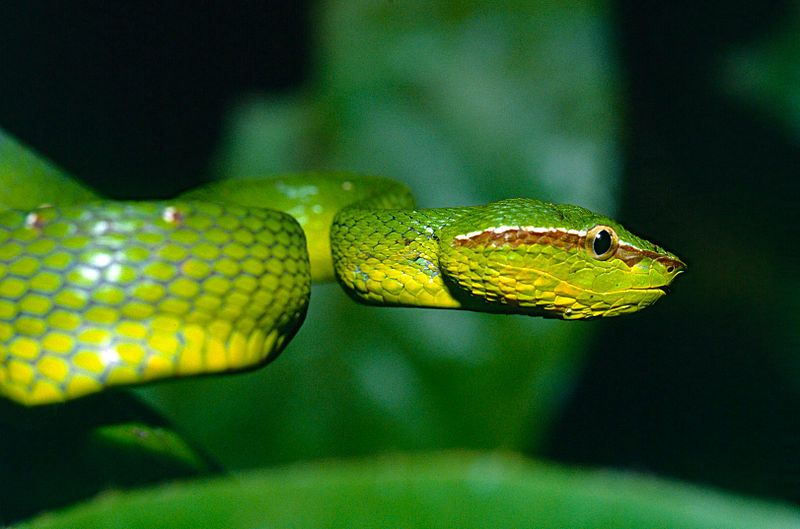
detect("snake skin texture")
(0, 201), (309, 405)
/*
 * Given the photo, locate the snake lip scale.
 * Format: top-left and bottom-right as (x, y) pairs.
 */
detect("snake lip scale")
(0, 173), (685, 406)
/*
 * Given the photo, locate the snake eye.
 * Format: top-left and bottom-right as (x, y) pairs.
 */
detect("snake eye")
(585, 225), (618, 261)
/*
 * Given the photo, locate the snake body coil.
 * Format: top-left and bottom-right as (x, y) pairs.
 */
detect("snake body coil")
(0, 174), (684, 405)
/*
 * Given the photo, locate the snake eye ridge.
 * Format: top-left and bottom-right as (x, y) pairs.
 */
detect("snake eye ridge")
(585, 225), (618, 260)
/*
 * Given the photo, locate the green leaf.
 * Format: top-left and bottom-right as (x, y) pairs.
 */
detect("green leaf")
(13, 452), (800, 529)
(0, 128), (100, 210)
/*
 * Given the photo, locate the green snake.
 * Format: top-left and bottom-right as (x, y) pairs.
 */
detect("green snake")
(0, 143), (685, 406)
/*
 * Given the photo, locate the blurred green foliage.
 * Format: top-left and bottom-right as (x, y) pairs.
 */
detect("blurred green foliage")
(722, 5), (800, 139)
(720, 6), (800, 381)
(14, 453), (800, 529)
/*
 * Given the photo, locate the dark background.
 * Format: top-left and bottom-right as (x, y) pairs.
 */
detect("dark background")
(0, 4), (309, 197)
(549, 0), (800, 502)
(0, 1), (797, 505)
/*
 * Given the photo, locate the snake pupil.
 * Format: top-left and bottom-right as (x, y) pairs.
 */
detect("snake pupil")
(592, 229), (612, 256)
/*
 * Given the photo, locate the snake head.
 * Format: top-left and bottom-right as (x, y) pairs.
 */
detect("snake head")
(440, 199), (686, 319)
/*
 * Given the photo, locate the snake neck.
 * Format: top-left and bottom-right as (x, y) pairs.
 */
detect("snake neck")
(331, 207), (468, 309)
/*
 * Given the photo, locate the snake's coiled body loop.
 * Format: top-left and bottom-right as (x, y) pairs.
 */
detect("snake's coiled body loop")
(0, 201), (309, 404)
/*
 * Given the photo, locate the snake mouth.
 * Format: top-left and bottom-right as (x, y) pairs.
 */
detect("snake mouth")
(626, 284), (671, 297)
